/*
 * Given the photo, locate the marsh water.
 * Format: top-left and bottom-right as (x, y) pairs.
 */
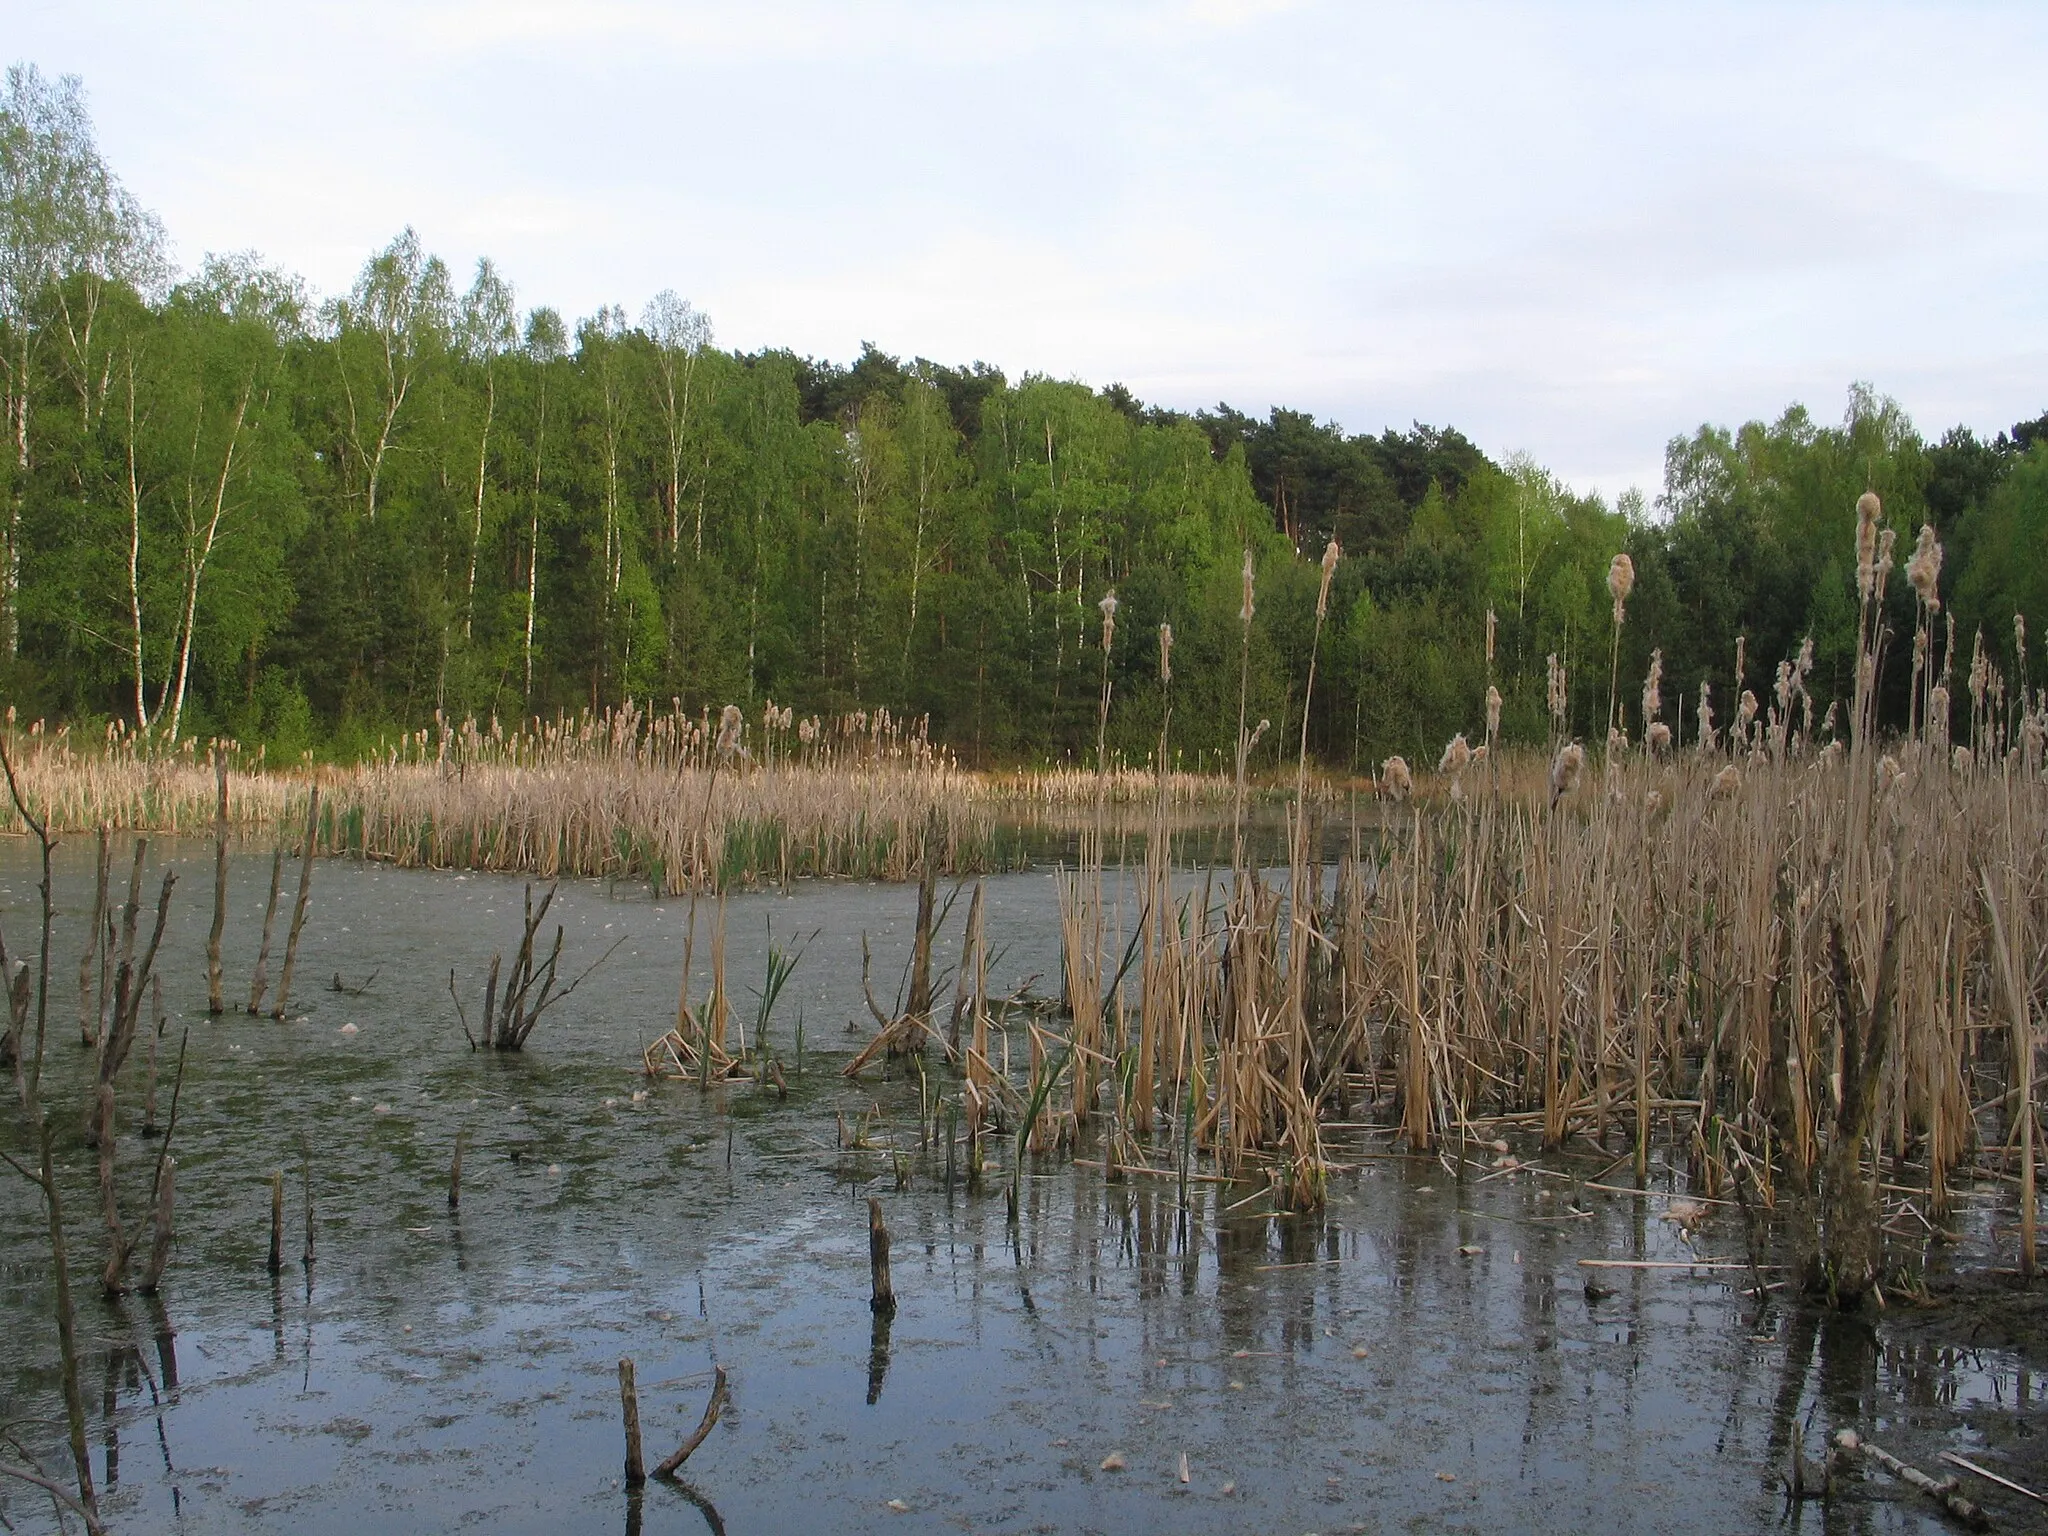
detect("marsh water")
(1, 838), (2041, 1533)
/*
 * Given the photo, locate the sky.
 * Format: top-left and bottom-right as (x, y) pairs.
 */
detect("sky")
(11, 0), (2047, 502)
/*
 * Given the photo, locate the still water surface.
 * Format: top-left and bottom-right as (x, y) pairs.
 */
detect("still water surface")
(0, 840), (2033, 1532)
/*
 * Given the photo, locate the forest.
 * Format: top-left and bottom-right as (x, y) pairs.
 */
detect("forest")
(4, 63), (2045, 770)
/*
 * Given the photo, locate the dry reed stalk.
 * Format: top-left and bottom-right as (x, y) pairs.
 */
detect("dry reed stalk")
(207, 748), (228, 1013)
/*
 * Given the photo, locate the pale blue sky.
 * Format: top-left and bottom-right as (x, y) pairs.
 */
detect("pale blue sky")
(14, 0), (2047, 500)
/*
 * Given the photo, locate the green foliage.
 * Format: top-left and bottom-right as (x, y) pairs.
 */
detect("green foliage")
(0, 75), (2042, 764)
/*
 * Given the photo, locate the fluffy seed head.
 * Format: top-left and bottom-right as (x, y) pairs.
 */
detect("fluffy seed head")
(1158, 622), (1173, 685)
(1608, 553), (1635, 624)
(1907, 524), (1943, 610)
(1485, 608), (1497, 667)
(1380, 755), (1413, 801)
(1712, 763), (1741, 798)
(1317, 539), (1341, 619)
(1240, 548), (1256, 626)
(1099, 588), (1118, 650)
(1546, 654), (1566, 723)
(1953, 745), (1974, 773)
(1549, 742), (1585, 801)
(1485, 685), (1502, 738)
(1879, 753), (1904, 793)
(1438, 734), (1471, 776)
(1855, 492), (1882, 601)
(1647, 721), (1671, 755)
(1697, 681), (1715, 752)
(1641, 648), (1663, 727)
(715, 703), (744, 759)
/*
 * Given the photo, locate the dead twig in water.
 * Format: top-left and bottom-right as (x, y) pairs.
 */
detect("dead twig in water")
(654, 1366), (730, 1477)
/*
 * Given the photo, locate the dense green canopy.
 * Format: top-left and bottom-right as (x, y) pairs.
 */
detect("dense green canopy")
(2, 64), (2042, 766)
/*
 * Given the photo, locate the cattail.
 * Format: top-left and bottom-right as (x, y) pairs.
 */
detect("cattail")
(2016, 612), (2028, 676)
(1712, 763), (1741, 799)
(1549, 742), (1584, 802)
(1907, 524), (1943, 610)
(1855, 491), (1882, 602)
(714, 704), (743, 760)
(1640, 648), (1663, 730)
(1968, 628), (1989, 710)
(1484, 608), (1497, 668)
(1952, 745), (1974, 773)
(1470, 743), (1488, 765)
(1317, 538), (1341, 619)
(1820, 738), (1844, 768)
(1157, 622), (1173, 686)
(1485, 685), (1502, 739)
(1380, 755), (1413, 801)
(1735, 634), (1747, 690)
(1738, 690), (1758, 729)
(1878, 753), (1904, 793)
(1647, 721), (1671, 755)
(1607, 553), (1635, 627)
(1876, 527), (1896, 595)
(1644, 788), (1664, 814)
(1773, 659), (1793, 715)
(1098, 588), (1118, 651)
(1697, 681), (1715, 752)
(1607, 726), (1628, 757)
(1546, 654), (1566, 726)
(1438, 734), (1471, 776)
(1240, 548), (1256, 626)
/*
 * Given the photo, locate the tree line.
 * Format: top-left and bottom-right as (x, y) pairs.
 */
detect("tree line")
(4, 62), (2044, 768)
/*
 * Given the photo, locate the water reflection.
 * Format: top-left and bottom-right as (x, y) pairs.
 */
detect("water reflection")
(0, 844), (2037, 1533)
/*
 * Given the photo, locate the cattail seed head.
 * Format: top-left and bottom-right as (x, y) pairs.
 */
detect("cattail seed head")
(1546, 654), (1566, 724)
(1608, 553), (1635, 625)
(1549, 741), (1584, 801)
(1712, 763), (1741, 799)
(1968, 628), (1989, 707)
(1876, 527), (1896, 596)
(1485, 608), (1497, 667)
(1438, 734), (1471, 776)
(1641, 648), (1663, 728)
(1380, 755), (1413, 801)
(1953, 745), (1974, 773)
(1855, 492), (1882, 601)
(715, 703), (744, 759)
(1738, 689), (1758, 728)
(1158, 622), (1173, 685)
(1317, 538), (1341, 619)
(1647, 721), (1671, 756)
(1240, 548), (1256, 626)
(1697, 681), (1715, 752)
(1645, 788), (1664, 814)
(1098, 588), (1118, 650)
(1878, 752), (1904, 793)
(1485, 685), (1502, 739)
(1907, 524), (1943, 610)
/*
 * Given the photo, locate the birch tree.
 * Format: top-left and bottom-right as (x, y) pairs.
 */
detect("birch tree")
(331, 228), (450, 521)
(0, 64), (165, 655)
(455, 258), (517, 639)
(519, 306), (566, 705)
(641, 290), (711, 555)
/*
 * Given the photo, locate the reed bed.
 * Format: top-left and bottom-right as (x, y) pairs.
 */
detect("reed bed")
(0, 703), (1324, 889)
(1035, 503), (2046, 1301)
